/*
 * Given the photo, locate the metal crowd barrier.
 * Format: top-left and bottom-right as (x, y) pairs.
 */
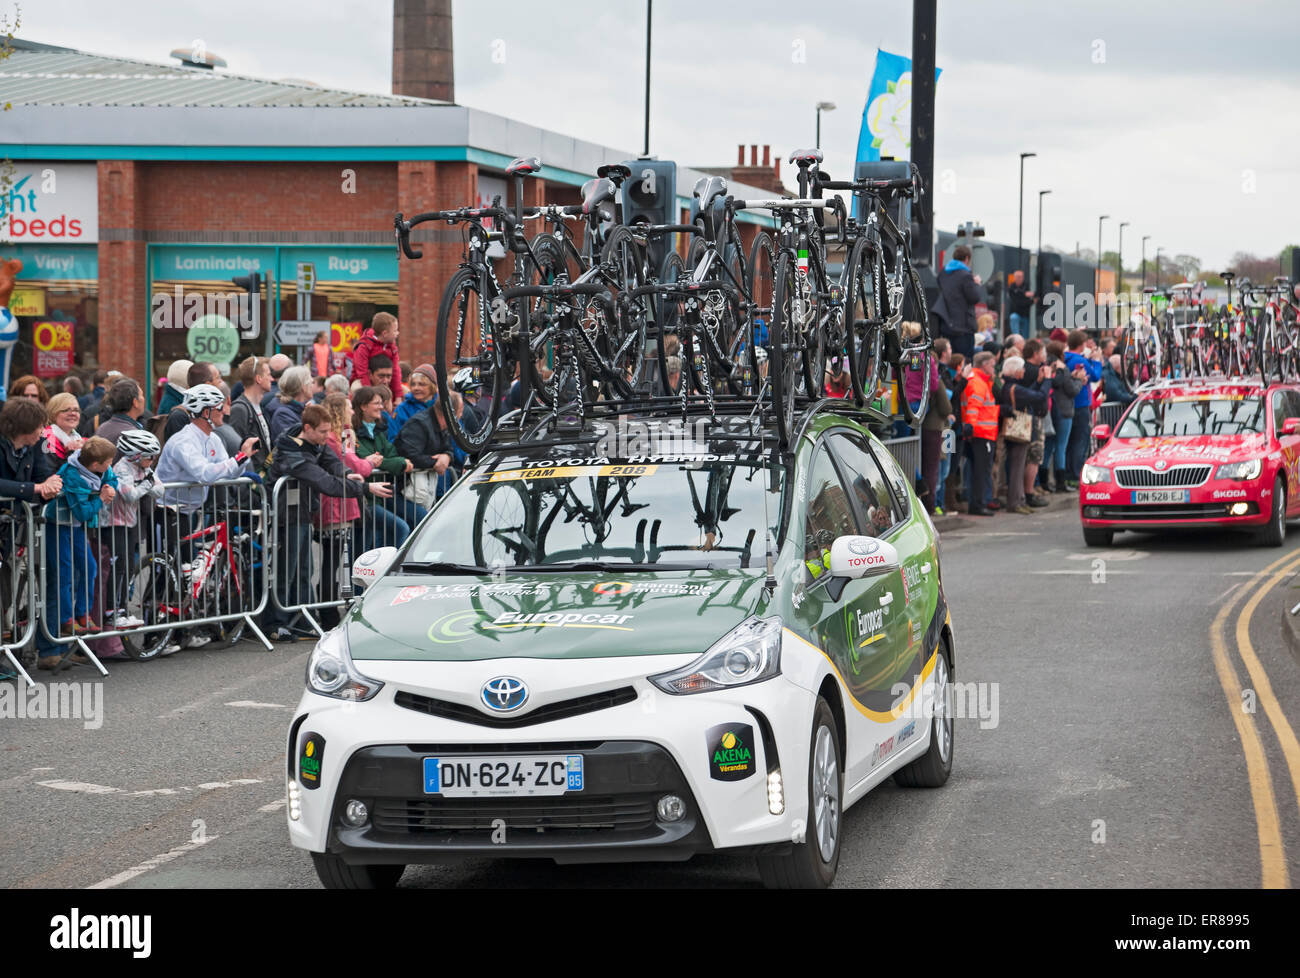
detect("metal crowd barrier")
(37, 477), (273, 674)
(881, 434), (922, 482)
(1, 502), (39, 687)
(1091, 401), (1126, 454)
(268, 473), (420, 636)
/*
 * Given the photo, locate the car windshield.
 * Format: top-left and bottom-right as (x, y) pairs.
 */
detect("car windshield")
(401, 455), (785, 570)
(1115, 396), (1265, 438)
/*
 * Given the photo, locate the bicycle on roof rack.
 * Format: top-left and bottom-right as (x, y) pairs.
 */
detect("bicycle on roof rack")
(817, 160), (934, 425)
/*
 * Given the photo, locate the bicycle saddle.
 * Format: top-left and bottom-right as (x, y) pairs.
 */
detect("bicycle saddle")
(788, 148), (824, 165)
(597, 163), (632, 183)
(506, 156), (542, 176)
(580, 177), (616, 216)
(692, 175), (728, 207)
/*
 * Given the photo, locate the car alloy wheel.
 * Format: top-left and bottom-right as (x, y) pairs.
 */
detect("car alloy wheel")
(813, 724), (840, 862)
(933, 651), (953, 764)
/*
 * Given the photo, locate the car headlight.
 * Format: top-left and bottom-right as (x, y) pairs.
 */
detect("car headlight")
(306, 626), (383, 701)
(649, 616), (782, 694)
(1216, 458), (1261, 481)
(1080, 464), (1110, 485)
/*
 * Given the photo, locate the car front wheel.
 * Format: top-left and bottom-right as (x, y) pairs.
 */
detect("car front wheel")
(311, 852), (404, 889)
(756, 697), (842, 889)
(1256, 475), (1287, 547)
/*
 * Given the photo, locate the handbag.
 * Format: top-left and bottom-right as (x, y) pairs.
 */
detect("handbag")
(1001, 386), (1032, 444)
(403, 469), (437, 507)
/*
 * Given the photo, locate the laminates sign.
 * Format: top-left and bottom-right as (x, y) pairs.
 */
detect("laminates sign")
(1, 164), (99, 243)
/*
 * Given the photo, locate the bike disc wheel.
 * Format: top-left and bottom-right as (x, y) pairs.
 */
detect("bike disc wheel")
(436, 268), (502, 454)
(769, 253), (799, 447)
(845, 238), (885, 406)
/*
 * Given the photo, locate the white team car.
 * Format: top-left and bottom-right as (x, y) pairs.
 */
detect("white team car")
(287, 413), (954, 888)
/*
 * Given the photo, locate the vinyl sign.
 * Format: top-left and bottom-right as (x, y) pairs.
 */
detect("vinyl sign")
(1, 163), (99, 243)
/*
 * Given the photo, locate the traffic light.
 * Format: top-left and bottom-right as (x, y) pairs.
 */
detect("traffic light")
(231, 271), (263, 338)
(1037, 253), (1062, 298)
(620, 158), (677, 272)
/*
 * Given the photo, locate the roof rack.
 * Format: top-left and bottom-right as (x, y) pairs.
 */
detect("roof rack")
(476, 394), (895, 459)
(1133, 374), (1266, 394)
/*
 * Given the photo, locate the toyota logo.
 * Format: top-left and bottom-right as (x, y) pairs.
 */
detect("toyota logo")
(481, 676), (528, 712)
(847, 539), (881, 556)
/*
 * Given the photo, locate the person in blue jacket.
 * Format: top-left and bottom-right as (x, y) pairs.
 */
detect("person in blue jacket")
(388, 363), (438, 440)
(1063, 329), (1105, 481)
(44, 437), (118, 661)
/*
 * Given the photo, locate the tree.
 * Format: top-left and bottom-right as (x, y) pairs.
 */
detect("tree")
(1172, 253), (1201, 282)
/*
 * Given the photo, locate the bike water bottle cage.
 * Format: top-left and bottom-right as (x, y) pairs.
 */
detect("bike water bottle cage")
(505, 156), (542, 176)
(596, 163), (632, 186)
(581, 177), (617, 216)
(788, 148), (824, 167)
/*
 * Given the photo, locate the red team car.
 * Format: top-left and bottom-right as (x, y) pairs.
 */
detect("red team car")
(1079, 379), (1300, 547)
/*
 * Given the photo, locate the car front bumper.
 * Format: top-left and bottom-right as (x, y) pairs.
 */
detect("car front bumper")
(1079, 481), (1270, 531)
(285, 654), (818, 864)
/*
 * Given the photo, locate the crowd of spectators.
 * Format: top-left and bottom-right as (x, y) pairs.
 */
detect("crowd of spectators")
(0, 311), (491, 676)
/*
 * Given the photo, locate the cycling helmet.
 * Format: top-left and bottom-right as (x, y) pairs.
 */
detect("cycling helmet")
(182, 383), (225, 416)
(754, 346), (769, 364)
(452, 367), (482, 394)
(116, 429), (161, 459)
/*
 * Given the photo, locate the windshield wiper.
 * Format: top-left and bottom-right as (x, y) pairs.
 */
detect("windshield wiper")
(398, 561), (493, 575)
(509, 560), (713, 573)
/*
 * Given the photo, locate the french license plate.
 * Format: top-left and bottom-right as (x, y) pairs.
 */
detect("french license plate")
(422, 754), (584, 797)
(1131, 489), (1190, 504)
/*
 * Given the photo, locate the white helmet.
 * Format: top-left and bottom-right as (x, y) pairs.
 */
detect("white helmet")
(116, 429), (161, 459)
(182, 383), (225, 416)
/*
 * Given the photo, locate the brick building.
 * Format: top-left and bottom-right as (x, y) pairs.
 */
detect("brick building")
(2, 35), (776, 398)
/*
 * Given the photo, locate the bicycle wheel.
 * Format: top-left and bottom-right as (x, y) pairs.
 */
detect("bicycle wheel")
(597, 225), (647, 396)
(768, 253), (800, 446)
(122, 554), (179, 661)
(844, 238), (885, 406)
(652, 251), (687, 396)
(744, 232), (776, 397)
(436, 267), (502, 453)
(472, 480), (533, 568)
(896, 265), (933, 427)
(208, 547), (249, 646)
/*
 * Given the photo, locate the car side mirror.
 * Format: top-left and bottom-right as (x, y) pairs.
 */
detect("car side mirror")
(829, 536), (900, 580)
(1283, 418), (1300, 437)
(1092, 424), (1111, 443)
(352, 546), (398, 589)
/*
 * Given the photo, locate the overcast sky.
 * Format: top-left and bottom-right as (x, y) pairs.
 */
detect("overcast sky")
(16, 0), (1300, 269)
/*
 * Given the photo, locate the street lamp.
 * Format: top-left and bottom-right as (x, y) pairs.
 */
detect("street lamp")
(1018, 152), (1036, 274)
(1117, 221), (1129, 320)
(1097, 215), (1109, 328)
(1141, 235), (1151, 290)
(815, 101), (836, 149)
(643, 1), (652, 156)
(1155, 247), (1163, 289)
(1037, 189), (1052, 257)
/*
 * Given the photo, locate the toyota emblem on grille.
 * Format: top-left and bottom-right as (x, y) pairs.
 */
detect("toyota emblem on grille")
(481, 676), (528, 712)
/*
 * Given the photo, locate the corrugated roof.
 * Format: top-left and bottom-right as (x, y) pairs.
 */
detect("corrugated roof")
(0, 40), (445, 108)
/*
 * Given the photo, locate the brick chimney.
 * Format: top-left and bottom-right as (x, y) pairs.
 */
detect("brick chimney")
(393, 0), (454, 102)
(731, 144), (787, 194)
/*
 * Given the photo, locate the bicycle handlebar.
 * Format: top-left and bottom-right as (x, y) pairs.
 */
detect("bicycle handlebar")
(395, 202), (516, 259)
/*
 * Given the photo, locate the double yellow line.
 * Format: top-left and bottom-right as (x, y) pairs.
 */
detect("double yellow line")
(1210, 547), (1300, 888)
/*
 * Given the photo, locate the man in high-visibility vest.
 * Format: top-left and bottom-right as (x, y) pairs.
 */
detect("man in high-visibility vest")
(962, 351), (999, 516)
